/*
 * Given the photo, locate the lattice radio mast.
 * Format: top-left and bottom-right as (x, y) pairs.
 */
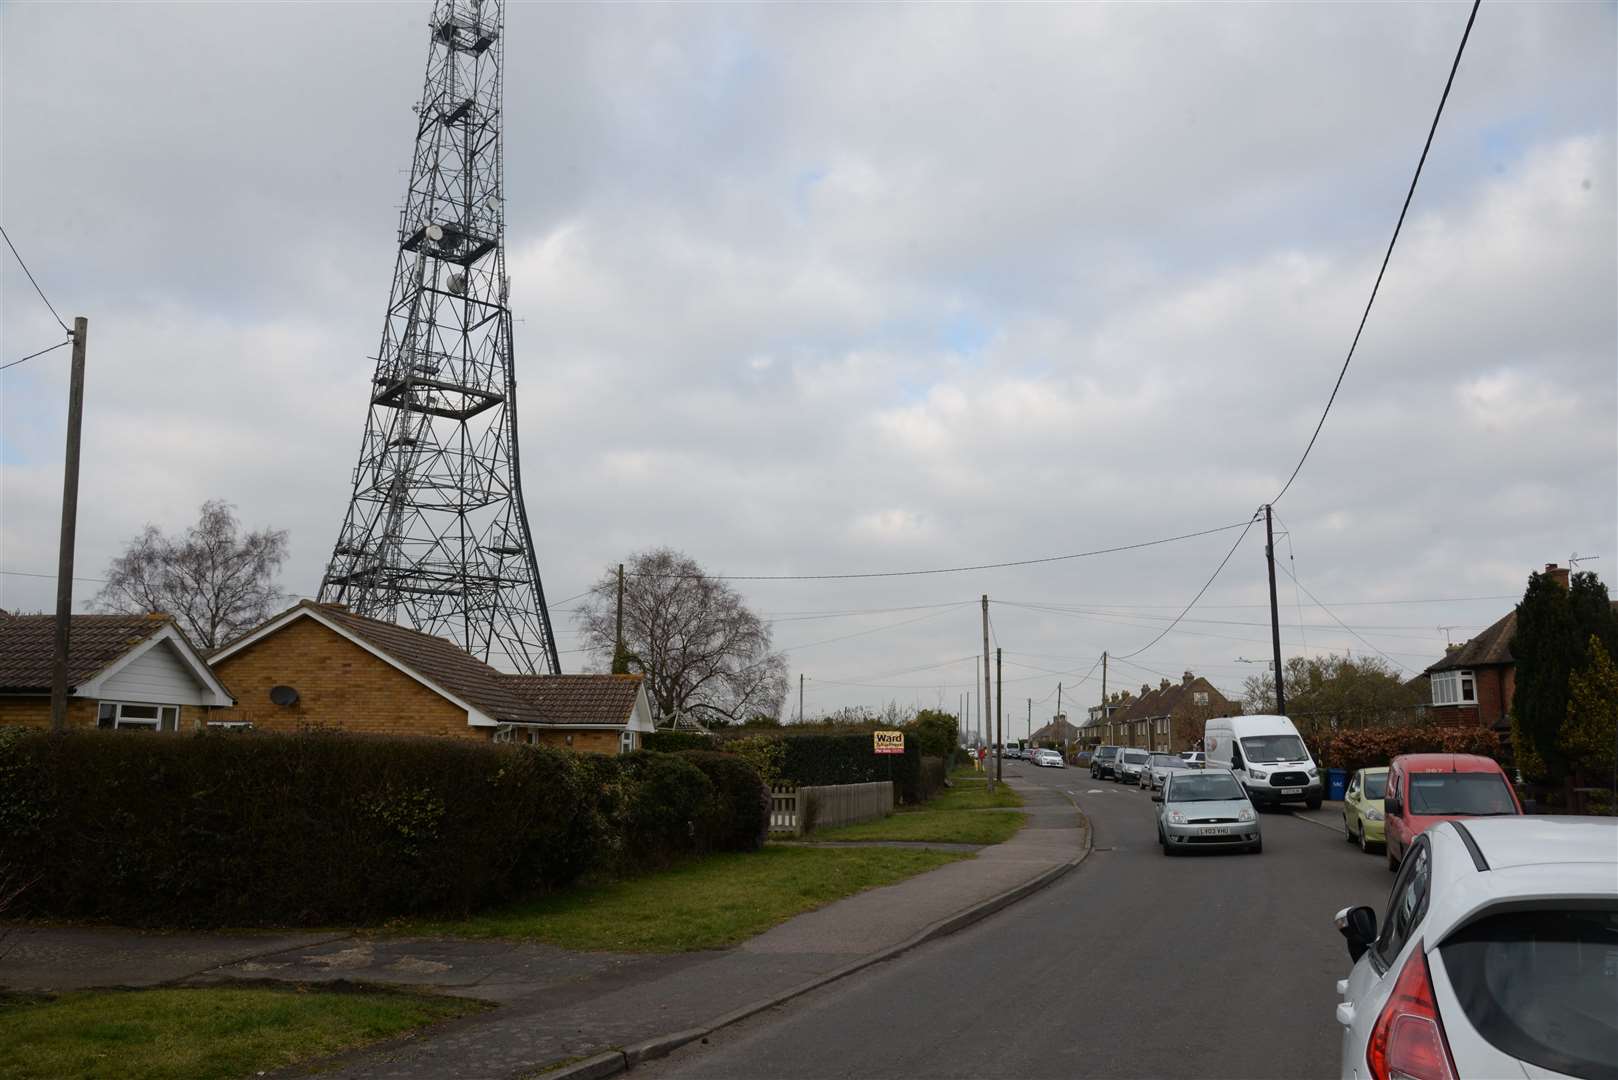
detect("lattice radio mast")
(320, 0), (560, 674)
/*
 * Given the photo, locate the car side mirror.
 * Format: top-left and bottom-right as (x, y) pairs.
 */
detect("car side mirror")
(1335, 906), (1377, 963)
(1150, 791), (1163, 803)
(1385, 795), (1401, 817)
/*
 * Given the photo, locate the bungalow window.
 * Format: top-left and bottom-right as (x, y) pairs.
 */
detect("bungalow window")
(1431, 670), (1474, 707)
(620, 730), (635, 755)
(97, 702), (179, 732)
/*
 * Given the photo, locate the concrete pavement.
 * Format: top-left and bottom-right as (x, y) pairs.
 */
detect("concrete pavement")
(0, 774), (1088, 1080)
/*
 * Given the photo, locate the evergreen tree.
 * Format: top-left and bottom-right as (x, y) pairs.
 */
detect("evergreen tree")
(1562, 636), (1618, 811)
(1510, 568), (1579, 782)
(1510, 569), (1618, 784)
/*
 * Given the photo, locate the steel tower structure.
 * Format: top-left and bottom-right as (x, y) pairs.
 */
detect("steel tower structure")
(320, 0), (560, 674)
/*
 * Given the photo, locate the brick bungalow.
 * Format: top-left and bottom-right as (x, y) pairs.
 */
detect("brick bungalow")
(208, 600), (655, 751)
(0, 612), (234, 731)
(1422, 562), (1618, 734)
(1099, 672), (1240, 753)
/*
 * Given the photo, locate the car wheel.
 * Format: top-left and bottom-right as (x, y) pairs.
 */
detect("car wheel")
(1344, 813), (1355, 843)
(1306, 795), (1323, 811)
(1358, 823), (1370, 853)
(1248, 838), (1262, 855)
(1387, 845), (1399, 872)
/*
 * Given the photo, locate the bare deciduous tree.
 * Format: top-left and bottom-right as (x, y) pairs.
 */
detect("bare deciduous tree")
(575, 548), (787, 726)
(96, 500), (289, 649)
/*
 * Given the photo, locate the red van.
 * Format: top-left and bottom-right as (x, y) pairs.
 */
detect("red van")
(1383, 752), (1521, 871)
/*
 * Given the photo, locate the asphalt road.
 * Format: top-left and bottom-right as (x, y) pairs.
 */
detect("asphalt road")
(643, 764), (1394, 1080)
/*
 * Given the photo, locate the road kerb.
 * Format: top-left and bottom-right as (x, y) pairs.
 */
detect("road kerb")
(595, 790), (1094, 1076)
(543, 1049), (628, 1080)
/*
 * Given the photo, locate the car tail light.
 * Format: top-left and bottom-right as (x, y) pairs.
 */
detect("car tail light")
(1367, 943), (1457, 1080)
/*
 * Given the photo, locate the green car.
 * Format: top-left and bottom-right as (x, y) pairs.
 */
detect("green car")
(1340, 767), (1387, 853)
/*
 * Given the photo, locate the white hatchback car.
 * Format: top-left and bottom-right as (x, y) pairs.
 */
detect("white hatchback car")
(1030, 749), (1065, 769)
(1332, 816), (1617, 1080)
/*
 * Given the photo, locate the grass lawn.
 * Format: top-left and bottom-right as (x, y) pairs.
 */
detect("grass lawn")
(809, 808), (1026, 845)
(924, 783), (1023, 811)
(0, 986), (483, 1080)
(390, 846), (968, 952)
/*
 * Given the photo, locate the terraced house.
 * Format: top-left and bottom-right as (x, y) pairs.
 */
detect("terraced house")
(1094, 672), (1240, 753)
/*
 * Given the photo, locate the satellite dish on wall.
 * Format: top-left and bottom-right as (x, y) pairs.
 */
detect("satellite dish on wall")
(269, 685), (300, 707)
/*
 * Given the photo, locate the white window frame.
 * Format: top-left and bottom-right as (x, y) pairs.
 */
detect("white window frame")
(1194, 691), (1209, 706)
(1430, 670), (1472, 707)
(97, 701), (180, 732)
(620, 730), (635, 755)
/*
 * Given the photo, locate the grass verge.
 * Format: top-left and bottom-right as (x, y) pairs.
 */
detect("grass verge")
(925, 783), (1023, 811)
(0, 985), (483, 1080)
(809, 809), (1026, 845)
(390, 846), (968, 952)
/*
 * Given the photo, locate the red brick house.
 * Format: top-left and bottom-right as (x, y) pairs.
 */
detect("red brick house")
(0, 612), (234, 731)
(1421, 562), (1617, 733)
(208, 600), (654, 752)
(1098, 673), (1240, 753)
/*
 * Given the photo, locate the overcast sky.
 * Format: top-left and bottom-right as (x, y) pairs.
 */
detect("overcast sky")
(3, 1), (1614, 724)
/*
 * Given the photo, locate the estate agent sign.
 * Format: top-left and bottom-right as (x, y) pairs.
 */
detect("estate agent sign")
(873, 730), (905, 755)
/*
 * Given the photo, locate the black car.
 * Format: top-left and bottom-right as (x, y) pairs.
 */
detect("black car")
(1090, 744), (1121, 779)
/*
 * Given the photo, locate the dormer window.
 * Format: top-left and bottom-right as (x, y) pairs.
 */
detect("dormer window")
(1431, 669), (1475, 706)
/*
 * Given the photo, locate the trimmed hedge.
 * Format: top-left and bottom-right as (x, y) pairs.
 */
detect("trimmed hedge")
(642, 731), (715, 753)
(1313, 724), (1506, 777)
(778, 733), (929, 804)
(0, 735), (774, 928)
(675, 750), (770, 852)
(0, 731), (607, 927)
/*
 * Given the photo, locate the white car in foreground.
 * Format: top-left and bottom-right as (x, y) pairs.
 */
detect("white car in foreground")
(1030, 749), (1065, 769)
(1332, 816), (1617, 1080)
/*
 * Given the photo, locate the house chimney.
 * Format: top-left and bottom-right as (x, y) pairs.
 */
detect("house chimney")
(1159, 678), (1170, 691)
(1182, 671), (1195, 686)
(1141, 684), (1150, 695)
(1545, 563), (1570, 590)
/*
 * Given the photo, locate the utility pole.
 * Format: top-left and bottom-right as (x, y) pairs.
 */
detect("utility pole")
(995, 647), (1003, 783)
(1026, 697), (1032, 747)
(1100, 652), (1108, 741)
(1056, 682), (1064, 757)
(611, 562), (630, 674)
(798, 673), (804, 724)
(49, 318), (87, 734)
(982, 598), (994, 792)
(1265, 504), (1287, 715)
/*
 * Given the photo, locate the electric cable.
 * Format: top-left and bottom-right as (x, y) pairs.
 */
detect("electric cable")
(1277, 559), (1414, 674)
(1114, 510), (1262, 660)
(1, 225), (70, 334)
(1272, 0), (1482, 505)
(1, 339), (69, 372)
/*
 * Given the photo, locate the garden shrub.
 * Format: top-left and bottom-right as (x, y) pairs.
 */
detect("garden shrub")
(642, 730), (714, 753)
(675, 750), (770, 852)
(728, 735), (785, 786)
(617, 750), (714, 867)
(0, 731), (618, 928)
(1313, 724), (1506, 777)
(777, 732), (929, 805)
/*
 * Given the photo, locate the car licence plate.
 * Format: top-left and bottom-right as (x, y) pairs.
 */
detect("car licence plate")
(1281, 787), (1303, 795)
(1201, 826), (1230, 836)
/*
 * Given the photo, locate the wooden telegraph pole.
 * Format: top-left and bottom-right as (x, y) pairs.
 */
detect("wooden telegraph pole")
(49, 317), (87, 734)
(982, 597), (994, 793)
(995, 647), (1003, 783)
(1265, 504), (1287, 715)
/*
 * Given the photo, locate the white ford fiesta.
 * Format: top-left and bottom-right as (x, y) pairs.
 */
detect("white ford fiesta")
(1332, 816), (1617, 1080)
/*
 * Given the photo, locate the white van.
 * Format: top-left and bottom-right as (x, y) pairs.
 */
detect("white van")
(1203, 714), (1322, 810)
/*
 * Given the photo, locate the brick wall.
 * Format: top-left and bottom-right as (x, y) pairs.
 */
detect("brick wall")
(1475, 667), (1510, 729)
(529, 729), (621, 755)
(0, 697), (99, 730)
(0, 698), (214, 732)
(210, 616), (483, 739)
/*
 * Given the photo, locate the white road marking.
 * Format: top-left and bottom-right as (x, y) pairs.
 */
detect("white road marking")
(1086, 789), (1104, 794)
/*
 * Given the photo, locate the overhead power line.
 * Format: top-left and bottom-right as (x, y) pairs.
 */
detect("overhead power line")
(1, 339), (71, 373)
(0, 224), (71, 334)
(1114, 511), (1263, 660)
(1272, 0), (1482, 506)
(627, 520), (1253, 582)
(1278, 559), (1415, 675)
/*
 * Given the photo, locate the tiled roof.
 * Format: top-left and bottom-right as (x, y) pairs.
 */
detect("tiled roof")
(1425, 599), (1618, 674)
(1112, 676), (1236, 722)
(0, 613), (170, 693)
(504, 673), (643, 727)
(269, 601), (542, 723)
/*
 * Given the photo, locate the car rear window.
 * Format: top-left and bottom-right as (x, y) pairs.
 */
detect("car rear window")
(1096, 747), (1118, 760)
(1440, 905), (1618, 1080)
(1407, 772), (1517, 816)
(1122, 750), (1148, 764)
